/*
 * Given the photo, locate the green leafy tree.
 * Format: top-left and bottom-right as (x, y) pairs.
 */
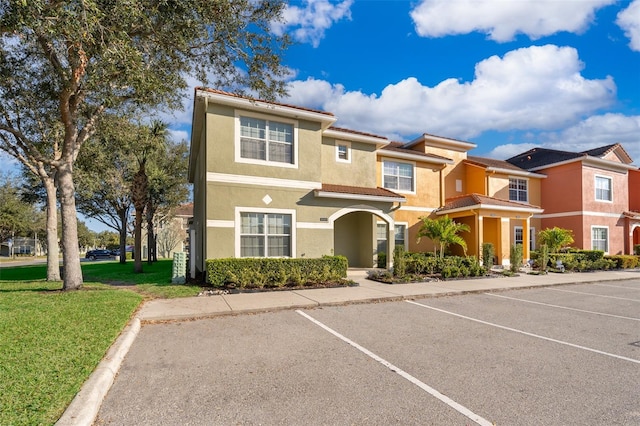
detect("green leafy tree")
(538, 227), (574, 253)
(0, 1), (289, 289)
(75, 115), (137, 264)
(0, 173), (43, 242)
(417, 215), (470, 258)
(145, 138), (190, 264)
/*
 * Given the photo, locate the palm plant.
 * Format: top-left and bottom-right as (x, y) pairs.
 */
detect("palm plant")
(538, 227), (574, 253)
(417, 215), (470, 258)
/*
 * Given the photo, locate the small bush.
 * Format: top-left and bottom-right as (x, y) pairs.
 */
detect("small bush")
(482, 243), (494, 270)
(510, 244), (523, 273)
(634, 245), (640, 255)
(377, 252), (386, 268)
(393, 246), (407, 277)
(605, 255), (639, 269)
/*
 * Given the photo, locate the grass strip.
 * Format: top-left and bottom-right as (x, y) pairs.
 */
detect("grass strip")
(0, 281), (143, 425)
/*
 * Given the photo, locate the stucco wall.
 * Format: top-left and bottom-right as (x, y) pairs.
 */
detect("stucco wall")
(321, 138), (377, 188)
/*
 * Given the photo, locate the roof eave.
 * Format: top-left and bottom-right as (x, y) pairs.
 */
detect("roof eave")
(378, 150), (454, 165)
(196, 88), (337, 129)
(323, 128), (389, 147)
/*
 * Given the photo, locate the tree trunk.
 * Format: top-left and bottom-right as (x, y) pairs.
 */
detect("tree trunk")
(118, 207), (128, 264)
(57, 164), (83, 290)
(43, 176), (61, 281)
(134, 206), (143, 273)
(146, 202), (153, 265)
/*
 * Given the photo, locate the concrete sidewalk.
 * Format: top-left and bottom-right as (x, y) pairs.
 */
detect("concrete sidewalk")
(138, 268), (640, 322)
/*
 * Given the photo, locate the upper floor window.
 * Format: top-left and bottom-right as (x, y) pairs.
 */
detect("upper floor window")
(509, 178), (528, 202)
(383, 161), (414, 192)
(595, 175), (612, 202)
(336, 141), (351, 163)
(239, 116), (294, 165)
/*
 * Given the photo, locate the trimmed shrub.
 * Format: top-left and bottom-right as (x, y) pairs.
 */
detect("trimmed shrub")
(510, 244), (523, 273)
(482, 243), (494, 270)
(634, 245), (640, 256)
(605, 255), (639, 269)
(393, 246), (406, 277)
(206, 256), (348, 288)
(377, 252), (386, 268)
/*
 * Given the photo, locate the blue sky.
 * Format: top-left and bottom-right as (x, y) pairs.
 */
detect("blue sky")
(271, 0), (639, 161)
(2, 0), (639, 232)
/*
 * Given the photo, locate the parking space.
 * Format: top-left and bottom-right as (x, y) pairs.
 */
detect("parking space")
(96, 280), (640, 425)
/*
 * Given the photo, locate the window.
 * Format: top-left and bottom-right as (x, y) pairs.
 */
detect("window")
(240, 212), (291, 257)
(595, 175), (612, 202)
(509, 178), (528, 202)
(514, 226), (535, 251)
(383, 161), (414, 192)
(592, 226), (608, 252)
(336, 142), (351, 163)
(239, 116), (294, 164)
(376, 223), (407, 253)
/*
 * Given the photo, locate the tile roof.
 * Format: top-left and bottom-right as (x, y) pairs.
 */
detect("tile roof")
(318, 184), (405, 200)
(174, 203), (193, 217)
(195, 87), (335, 117)
(466, 155), (527, 172)
(381, 142), (453, 162)
(506, 143), (635, 170)
(438, 193), (541, 213)
(506, 148), (585, 170)
(328, 126), (388, 140)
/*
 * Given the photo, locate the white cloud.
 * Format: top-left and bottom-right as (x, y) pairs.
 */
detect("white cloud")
(410, 0), (614, 42)
(168, 129), (189, 143)
(616, 0), (640, 51)
(271, 0), (353, 48)
(485, 114), (640, 163)
(285, 45), (616, 141)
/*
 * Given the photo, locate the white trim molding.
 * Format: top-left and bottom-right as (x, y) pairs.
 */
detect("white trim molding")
(207, 220), (234, 228)
(207, 172), (322, 190)
(536, 211), (623, 219)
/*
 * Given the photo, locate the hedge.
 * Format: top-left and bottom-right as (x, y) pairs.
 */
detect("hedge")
(531, 248), (639, 271)
(206, 256), (348, 288)
(397, 251), (485, 279)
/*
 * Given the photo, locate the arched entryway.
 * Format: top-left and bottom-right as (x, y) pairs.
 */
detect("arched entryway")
(330, 206), (395, 269)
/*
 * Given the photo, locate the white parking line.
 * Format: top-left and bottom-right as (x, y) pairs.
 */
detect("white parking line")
(484, 293), (640, 321)
(295, 310), (494, 426)
(593, 283), (640, 291)
(546, 287), (640, 302)
(406, 301), (640, 365)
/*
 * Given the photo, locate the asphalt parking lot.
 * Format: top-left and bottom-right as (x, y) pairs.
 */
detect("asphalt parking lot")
(96, 280), (640, 425)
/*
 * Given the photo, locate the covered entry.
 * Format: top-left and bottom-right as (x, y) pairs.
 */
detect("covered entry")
(436, 194), (543, 266)
(313, 184), (405, 269)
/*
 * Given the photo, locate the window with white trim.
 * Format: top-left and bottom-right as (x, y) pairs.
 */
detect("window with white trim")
(383, 161), (414, 192)
(336, 142), (351, 163)
(591, 226), (608, 252)
(514, 226), (535, 251)
(595, 175), (612, 202)
(239, 116), (294, 165)
(376, 222), (407, 253)
(509, 178), (528, 202)
(240, 212), (292, 257)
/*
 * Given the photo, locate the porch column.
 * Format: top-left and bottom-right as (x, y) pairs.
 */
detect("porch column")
(387, 222), (395, 270)
(522, 217), (530, 263)
(500, 218), (510, 267)
(477, 215), (484, 264)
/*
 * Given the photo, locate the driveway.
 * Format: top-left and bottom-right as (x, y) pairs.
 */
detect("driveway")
(96, 280), (640, 425)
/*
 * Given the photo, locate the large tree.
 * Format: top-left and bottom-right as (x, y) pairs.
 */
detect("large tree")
(0, 1), (289, 289)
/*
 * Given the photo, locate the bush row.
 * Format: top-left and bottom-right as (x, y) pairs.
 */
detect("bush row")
(393, 250), (486, 279)
(206, 256), (348, 288)
(531, 248), (639, 271)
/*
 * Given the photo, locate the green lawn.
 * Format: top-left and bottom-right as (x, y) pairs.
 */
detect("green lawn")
(0, 259), (204, 425)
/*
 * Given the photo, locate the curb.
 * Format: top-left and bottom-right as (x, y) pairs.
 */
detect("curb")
(55, 317), (141, 426)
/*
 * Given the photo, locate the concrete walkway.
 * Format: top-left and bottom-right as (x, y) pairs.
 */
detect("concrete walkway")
(138, 268), (640, 322)
(57, 267), (640, 426)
